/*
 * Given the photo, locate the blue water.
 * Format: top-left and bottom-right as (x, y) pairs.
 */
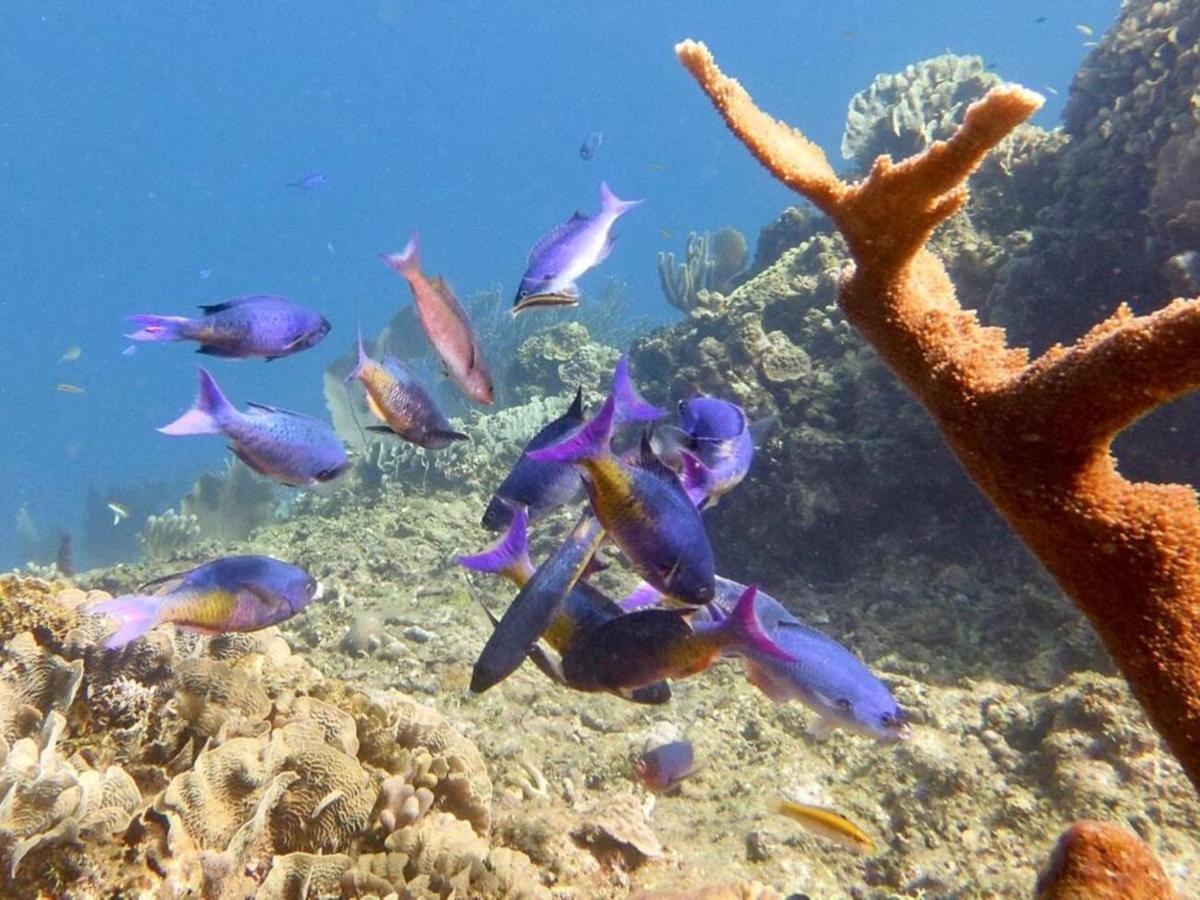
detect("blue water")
(0, 1), (1116, 568)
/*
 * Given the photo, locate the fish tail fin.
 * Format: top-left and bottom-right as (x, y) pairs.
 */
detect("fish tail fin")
(345, 325), (371, 383)
(611, 355), (664, 426)
(526, 394), (616, 464)
(620, 581), (663, 612)
(124, 314), (192, 342)
(718, 584), (794, 662)
(88, 594), (160, 649)
(158, 367), (233, 435)
(456, 504), (534, 585)
(381, 232), (421, 279)
(599, 181), (644, 217)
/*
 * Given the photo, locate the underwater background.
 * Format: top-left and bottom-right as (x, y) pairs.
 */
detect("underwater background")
(1, 0), (1112, 570)
(8, 1), (1200, 898)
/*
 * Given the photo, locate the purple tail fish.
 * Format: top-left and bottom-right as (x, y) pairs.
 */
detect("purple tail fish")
(482, 388), (586, 532)
(560, 583), (792, 693)
(710, 577), (909, 742)
(87, 555), (321, 649)
(458, 504), (670, 704)
(161, 367), (349, 486)
(513, 181), (643, 314)
(382, 233), (494, 405)
(528, 361), (714, 606)
(288, 172), (328, 189)
(345, 331), (467, 449)
(125, 295), (330, 361)
(635, 740), (697, 793)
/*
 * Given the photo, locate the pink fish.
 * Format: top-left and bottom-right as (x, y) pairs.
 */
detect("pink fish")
(382, 233), (494, 406)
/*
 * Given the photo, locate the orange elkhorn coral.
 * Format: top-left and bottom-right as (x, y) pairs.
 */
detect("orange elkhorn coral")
(675, 40), (1200, 788)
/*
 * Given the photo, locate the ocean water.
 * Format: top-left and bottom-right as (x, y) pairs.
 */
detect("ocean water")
(0, 0), (1113, 569)
(12, 2), (1200, 898)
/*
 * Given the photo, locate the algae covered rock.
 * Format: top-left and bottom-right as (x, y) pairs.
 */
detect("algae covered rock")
(506, 321), (620, 405)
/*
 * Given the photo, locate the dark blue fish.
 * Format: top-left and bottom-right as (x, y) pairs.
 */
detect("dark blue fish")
(288, 172), (328, 189)
(481, 388), (586, 531)
(579, 131), (603, 160)
(635, 740), (697, 792)
(469, 512), (606, 694)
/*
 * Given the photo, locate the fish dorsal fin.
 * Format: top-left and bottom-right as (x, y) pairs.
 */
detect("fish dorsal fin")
(198, 295), (278, 314)
(567, 386), (584, 420)
(137, 565), (201, 593)
(244, 401), (310, 421)
(527, 212), (589, 263)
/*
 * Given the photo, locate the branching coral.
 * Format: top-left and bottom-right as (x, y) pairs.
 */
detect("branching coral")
(674, 38), (1200, 795)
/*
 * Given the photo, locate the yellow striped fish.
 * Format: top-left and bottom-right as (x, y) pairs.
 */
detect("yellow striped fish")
(771, 799), (875, 854)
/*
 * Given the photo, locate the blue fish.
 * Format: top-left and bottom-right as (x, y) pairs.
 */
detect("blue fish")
(660, 396), (758, 508)
(125, 295), (331, 361)
(87, 555), (321, 649)
(459, 504), (671, 704)
(528, 358), (713, 606)
(482, 387), (586, 531)
(706, 578), (909, 742)
(160, 367), (349, 487)
(513, 182), (642, 313)
(288, 172), (328, 189)
(579, 131), (603, 160)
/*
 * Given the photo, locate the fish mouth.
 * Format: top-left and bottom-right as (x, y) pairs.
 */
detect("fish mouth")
(312, 581), (326, 602)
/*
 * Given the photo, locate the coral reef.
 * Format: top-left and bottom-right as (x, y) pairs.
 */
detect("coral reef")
(505, 321), (621, 405)
(658, 228), (750, 312)
(180, 459), (277, 544)
(675, 30), (1200, 804)
(840, 54), (1003, 168)
(136, 508), (201, 563)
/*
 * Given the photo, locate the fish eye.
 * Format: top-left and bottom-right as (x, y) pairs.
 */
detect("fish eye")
(677, 400), (687, 414)
(835, 698), (853, 712)
(881, 710), (905, 728)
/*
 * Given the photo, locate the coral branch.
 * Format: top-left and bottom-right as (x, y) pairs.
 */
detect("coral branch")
(1036, 821), (1176, 900)
(676, 38), (1200, 791)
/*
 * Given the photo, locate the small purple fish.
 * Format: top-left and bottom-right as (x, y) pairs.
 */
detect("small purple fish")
(635, 740), (696, 793)
(658, 396), (756, 508)
(513, 182), (642, 313)
(125, 295), (331, 361)
(288, 172), (328, 189)
(87, 555), (321, 649)
(160, 367), (349, 487)
(198, 267), (214, 280)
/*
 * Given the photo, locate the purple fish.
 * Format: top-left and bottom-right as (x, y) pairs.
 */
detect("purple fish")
(160, 367), (349, 487)
(288, 172), (328, 189)
(87, 555), (321, 649)
(635, 740), (697, 793)
(513, 182), (642, 313)
(125, 295), (331, 361)
(657, 396), (755, 508)
(527, 359), (713, 606)
(711, 578), (909, 742)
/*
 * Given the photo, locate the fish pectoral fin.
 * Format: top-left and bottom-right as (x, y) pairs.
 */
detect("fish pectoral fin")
(806, 715), (839, 741)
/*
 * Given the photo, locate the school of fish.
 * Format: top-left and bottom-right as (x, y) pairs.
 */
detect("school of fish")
(92, 177), (908, 860)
